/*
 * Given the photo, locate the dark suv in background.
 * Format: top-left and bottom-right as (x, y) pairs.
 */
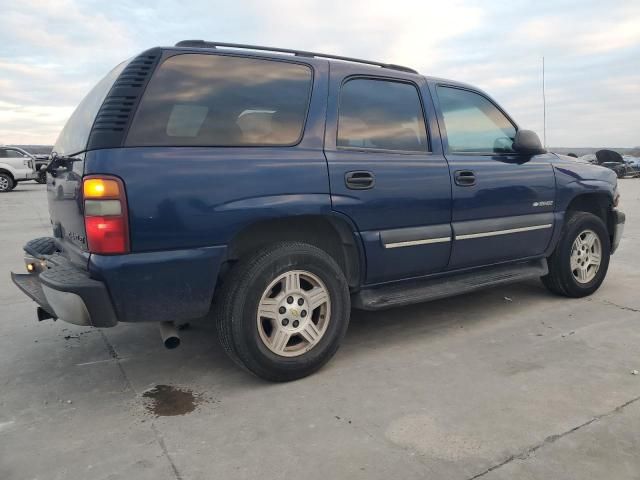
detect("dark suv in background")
(12, 41), (625, 381)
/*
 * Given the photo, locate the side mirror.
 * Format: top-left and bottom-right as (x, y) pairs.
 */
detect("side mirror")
(513, 129), (546, 155)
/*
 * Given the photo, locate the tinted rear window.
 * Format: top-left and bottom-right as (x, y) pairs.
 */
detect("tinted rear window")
(53, 61), (128, 156)
(126, 54), (313, 147)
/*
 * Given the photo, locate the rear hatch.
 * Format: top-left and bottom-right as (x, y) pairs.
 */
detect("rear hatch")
(47, 61), (129, 266)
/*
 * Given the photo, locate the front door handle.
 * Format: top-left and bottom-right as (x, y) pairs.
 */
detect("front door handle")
(454, 170), (476, 186)
(345, 171), (375, 190)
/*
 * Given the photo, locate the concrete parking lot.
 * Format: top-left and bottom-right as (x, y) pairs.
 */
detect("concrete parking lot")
(1, 180), (639, 480)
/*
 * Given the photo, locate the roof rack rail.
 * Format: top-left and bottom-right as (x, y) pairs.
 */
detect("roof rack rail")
(174, 40), (418, 74)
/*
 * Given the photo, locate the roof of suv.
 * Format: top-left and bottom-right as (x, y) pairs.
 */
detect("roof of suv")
(168, 40), (478, 92)
(83, 42), (480, 153)
(172, 40), (419, 74)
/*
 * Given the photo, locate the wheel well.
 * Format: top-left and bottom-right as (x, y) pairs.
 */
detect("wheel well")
(566, 193), (613, 236)
(225, 215), (362, 289)
(0, 169), (15, 181)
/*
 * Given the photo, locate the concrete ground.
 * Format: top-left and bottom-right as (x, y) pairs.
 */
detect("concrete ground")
(1, 180), (639, 480)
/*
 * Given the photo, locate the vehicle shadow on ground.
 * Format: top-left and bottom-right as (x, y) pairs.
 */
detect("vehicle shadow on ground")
(92, 278), (557, 391)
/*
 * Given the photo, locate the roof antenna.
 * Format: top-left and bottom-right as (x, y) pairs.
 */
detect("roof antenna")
(542, 56), (547, 149)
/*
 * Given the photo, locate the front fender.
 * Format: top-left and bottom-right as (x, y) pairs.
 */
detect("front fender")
(0, 162), (20, 178)
(552, 163), (616, 212)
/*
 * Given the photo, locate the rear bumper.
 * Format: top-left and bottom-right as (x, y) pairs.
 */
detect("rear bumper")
(12, 257), (118, 327)
(12, 236), (227, 327)
(611, 208), (625, 254)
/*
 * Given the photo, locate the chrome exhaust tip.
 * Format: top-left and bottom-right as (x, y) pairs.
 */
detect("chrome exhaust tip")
(159, 321), (180, 349)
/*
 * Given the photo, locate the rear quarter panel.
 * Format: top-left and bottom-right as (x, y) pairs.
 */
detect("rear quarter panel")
(84, 146), (332, 251)
(84, 57), (330, 252)
(82, 59), (331, 323)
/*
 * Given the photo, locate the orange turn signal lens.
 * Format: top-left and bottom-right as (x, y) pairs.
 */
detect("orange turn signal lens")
(83, 178), (120, 198)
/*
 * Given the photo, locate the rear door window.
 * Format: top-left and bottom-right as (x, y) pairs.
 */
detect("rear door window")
(126, 54), (313, 147)
(337, 78), (428, 152)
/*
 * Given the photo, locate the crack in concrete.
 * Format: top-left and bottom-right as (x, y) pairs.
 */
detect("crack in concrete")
(467, 394), (640, 480)
(98, 331), (183, 480)
(601, 300), (640, 313)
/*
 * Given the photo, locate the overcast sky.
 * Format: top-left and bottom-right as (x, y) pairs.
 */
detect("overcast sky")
(1, 0), (639, 147)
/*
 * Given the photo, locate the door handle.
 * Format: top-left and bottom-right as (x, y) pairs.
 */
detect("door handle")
(345, 171), (375, 190)
(454, 170), (476, 186)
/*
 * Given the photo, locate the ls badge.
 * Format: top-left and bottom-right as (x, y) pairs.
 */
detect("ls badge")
(533, 201), (554, 207)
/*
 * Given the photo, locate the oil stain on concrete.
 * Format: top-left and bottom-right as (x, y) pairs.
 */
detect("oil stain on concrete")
(142, 385), (202, 417)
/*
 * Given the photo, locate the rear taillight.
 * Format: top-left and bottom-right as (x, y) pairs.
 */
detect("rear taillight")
(82, 176), (129, 254)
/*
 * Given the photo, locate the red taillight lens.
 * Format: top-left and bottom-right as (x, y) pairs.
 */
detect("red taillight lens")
(85, 216), (128, 254)
(82, 176), (129, 255)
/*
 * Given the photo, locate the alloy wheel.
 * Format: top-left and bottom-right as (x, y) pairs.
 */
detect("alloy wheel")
(570, 229), (602, 284)
(256, 270), (331, 357)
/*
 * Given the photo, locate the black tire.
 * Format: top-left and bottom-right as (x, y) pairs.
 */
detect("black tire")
(542, 212), (610, 297)
(35, 171), (46, 184)
(214, 241), (350, 382)
(0, 173), (14, 192)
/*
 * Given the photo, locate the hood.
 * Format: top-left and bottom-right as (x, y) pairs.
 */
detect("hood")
(554, 153), (591, 164)
(552, 153), (617, 187)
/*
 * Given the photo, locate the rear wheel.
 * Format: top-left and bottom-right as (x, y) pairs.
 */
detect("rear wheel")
(35, 171), (46, 184)
(214, 242), (350, 381)
(542, 212), (610, 297)
(0, 173), (14, 192)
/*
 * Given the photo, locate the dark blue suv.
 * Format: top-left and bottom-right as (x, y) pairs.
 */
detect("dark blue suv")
(12, 41), (625, 381)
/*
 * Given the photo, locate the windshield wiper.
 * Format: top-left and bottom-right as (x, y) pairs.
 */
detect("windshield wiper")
(46, 153), (78, 173)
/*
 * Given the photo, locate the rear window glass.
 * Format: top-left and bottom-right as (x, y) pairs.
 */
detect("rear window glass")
(126, 54), (313, 147)
(53, 61), (128, 156)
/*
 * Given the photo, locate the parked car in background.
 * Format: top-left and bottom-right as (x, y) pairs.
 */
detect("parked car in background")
(11, 41), (625, 381)
(0, 146), (37, 192)
(623, 156), (640, 174)
(32, 154), (50, 183)
(596, 149), (637, 178)
(580, 153), (598, 164)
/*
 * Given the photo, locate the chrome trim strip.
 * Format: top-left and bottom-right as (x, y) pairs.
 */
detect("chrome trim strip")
(384, 236), (452, 249)
(456, 224), (553, 240)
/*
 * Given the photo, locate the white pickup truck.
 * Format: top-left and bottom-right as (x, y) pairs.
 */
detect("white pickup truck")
(0, 147), (38, 192)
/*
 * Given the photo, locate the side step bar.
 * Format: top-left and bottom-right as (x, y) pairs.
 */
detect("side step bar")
(353, 258), (548, 310)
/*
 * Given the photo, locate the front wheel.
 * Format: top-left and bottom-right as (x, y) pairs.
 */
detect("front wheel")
(0, 173), (14, 192)
(542, 212), (610, 297)
(214, 242), (351, 382)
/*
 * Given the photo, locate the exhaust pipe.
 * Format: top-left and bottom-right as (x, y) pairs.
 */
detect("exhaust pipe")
(37, 307), (55, 322)
(159, 321), (180, 349)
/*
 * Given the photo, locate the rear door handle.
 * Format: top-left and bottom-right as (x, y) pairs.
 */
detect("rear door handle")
(454, 170), (476, 186)
(345, 171), (375, 190)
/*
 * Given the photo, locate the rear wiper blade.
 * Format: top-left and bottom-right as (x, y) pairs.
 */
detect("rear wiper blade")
(46, 153), (78, 172)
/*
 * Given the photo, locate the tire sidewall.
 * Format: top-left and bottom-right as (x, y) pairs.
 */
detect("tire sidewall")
(0, 174), (13, 192)
(230, 246), (350, 379)
(557, 213), (610, 295)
